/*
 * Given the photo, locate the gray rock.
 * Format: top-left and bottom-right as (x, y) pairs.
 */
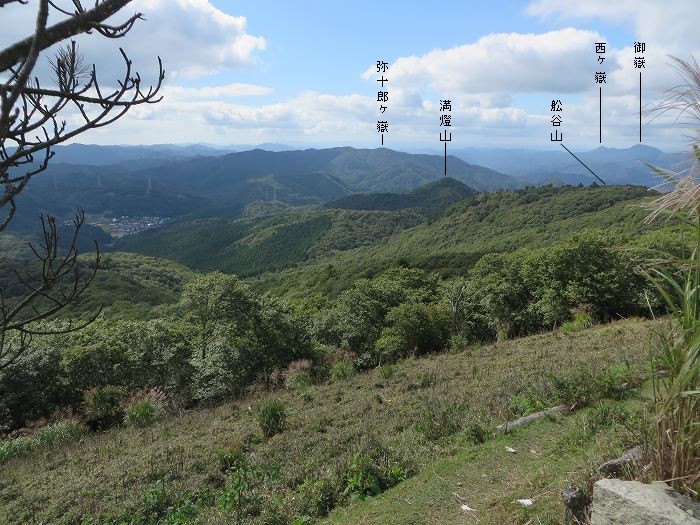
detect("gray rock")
(561, 486), (590, 524)
(591, 479), (700, 525)
(599, 446), (643, 476)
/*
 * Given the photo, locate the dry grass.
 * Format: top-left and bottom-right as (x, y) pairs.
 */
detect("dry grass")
(0, 318), (661, 524)
(642, 55), (700, 497)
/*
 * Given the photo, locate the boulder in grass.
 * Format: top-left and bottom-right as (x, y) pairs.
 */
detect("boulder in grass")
(561, 486), (590, 524)
(591, 479), (700, 525)
(599, 446), (643, 476)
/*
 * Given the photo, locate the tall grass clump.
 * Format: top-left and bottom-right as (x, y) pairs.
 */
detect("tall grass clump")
(560, 310), (593, 333)
(642, 55), (700, 495)
(257, 398), (286, 438)
(123, 388), (167, 428)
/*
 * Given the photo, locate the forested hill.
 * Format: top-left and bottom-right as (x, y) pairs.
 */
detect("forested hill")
(144, 147), (514, 194)
(113, 178), (476, 274)
(8, 147), (514, 231)
(252, 184), (658, 297)
(326, 177), (476, 216)
(115, 183), (657, 297)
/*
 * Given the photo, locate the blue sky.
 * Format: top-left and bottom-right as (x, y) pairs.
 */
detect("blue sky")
(202, 0), (634, 105)
(1, 0), (697, 150)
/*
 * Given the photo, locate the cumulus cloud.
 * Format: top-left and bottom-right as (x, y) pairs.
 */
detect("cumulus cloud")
(121, 82), (532, 147)
(1, 1), (691, 148)
(364, 29), (607, 95)
(122, 0), (266, 78)
(0, 0), (266, 82)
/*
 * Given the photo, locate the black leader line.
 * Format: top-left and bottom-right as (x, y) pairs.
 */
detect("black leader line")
(560, 143), (606, 185)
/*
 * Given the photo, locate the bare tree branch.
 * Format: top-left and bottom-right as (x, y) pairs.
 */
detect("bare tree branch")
(0, 1), (29, 8)
(0, 0), (137, 71)
(0, 210), (101, 371)
(0, 0), (164, 232)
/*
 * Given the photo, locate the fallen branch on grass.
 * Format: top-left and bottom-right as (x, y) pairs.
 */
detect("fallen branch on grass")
(495, 405), (570, 433)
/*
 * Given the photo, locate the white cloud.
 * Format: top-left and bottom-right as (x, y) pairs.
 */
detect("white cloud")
(0, 0), (266, 82)
(1, 1), (692, 149)
(123, 0), (266, 79)
(526, 0), (700, 53)
(166, 83), (273, 100)
(116, 83), (533, 147)
(364, 29), (606, 95)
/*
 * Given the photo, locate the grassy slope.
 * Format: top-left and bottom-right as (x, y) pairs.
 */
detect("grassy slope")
(0, 318), (661, 524)
(324, 413), (623, 525)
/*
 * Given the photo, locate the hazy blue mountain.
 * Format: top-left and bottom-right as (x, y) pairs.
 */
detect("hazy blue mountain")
(114, 146), (514, 195)
(237, 143), (296, 152)
(10, 162), (350, 228)
(7, 145), (516, 231)
(49, 143), (234, 167)
(451, 144), (681, 188)
(324, 147), (516, 192)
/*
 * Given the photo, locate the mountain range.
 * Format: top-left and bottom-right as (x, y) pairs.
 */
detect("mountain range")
(451, 144), (681, 188)
(6, 143), (670, 234)
(8, 146), (514, 230)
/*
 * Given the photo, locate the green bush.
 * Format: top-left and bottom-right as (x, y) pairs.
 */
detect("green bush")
(464, 418), (490, 445)
(301, 390), (314, 403)
(448, 333), (469, 352)
(545, 368), (600, 407)
(0, 436), (32, 464)
(313, 267), (439, 363)
(330, 359), (354, 381)
(377, 364), (394, 380)
(0, 419), (85, 464)
(598, 363), (634, 400)
(343, 452), (381, 501)
(585, 400), (631, 433)
(117, 479), (212, 525)
(295, 478), (339, 518)
(216, 440), (247, 472)
(544, 364), (634, 407)
(33, 420), (85, 448)
(61, 319), (195, 406)
(216, 463), (266, 518)
(341, 437), (412, 502)
(0, 336), (65, 431)
(376, 302), (450, 361)
(508, 395), (546, 418)
(124, 400), (158, 428)
(285, 370), (312, 390)
(464, 232), (649, 340)
(257, 398), (286, 438)
(561, 311), (594, 333)
(82, 385), (126, 430)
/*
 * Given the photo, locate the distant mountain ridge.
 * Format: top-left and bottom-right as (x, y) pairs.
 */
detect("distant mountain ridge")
(47, 142), (676, 189)
(452, 144), (680, 187)
(7, 143), (671, 233)
(9, 146), (515, 231)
